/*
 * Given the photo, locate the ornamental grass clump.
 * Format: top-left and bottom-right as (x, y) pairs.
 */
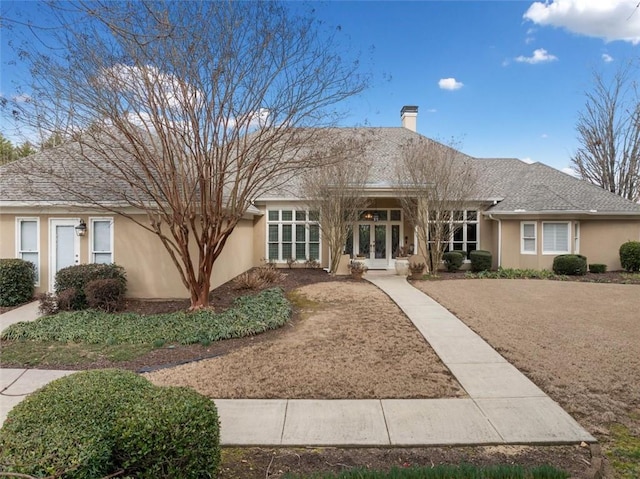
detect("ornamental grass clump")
(0, 369), (221, 479)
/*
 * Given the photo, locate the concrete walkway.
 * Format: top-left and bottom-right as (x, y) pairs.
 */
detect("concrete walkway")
(0, 300), (40, 332)
(0, 276), (596, 446)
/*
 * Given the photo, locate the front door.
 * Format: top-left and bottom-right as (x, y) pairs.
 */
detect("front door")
(358, 224), (388, 269)
(49, 219), (80, 291)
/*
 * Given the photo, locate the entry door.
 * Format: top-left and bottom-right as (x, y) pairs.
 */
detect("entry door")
(358, 224), (388, 269)
(50, 219), (80, 291)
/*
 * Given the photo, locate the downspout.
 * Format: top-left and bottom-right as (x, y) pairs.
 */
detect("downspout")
(488, 214), (502, 268)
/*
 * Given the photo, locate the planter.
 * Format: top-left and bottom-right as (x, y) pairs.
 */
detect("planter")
(395, 258), (409, 276)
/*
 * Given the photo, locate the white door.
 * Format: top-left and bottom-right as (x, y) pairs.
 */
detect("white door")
(50, 219), (80, 291)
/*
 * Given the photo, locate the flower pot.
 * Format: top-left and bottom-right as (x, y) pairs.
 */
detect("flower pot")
(395, 258), (409, 276)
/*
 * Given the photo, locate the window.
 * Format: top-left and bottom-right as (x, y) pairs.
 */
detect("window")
(90, 218), (113, 263)
(542, 222), (570, 254)
(574, 222), (580, 254)
(267, 209), (320, 262)
(521, 222), (537, 254)
(16, 218), (39, 285)
(428, 210), (479, 257)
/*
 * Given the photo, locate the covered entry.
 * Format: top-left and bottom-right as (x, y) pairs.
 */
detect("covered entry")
(345, 209), (405, 269)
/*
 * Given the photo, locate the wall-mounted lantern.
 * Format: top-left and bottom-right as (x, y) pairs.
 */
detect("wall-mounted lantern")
(75, 219), (87, 237)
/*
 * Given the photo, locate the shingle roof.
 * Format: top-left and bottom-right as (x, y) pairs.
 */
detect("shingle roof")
(3, 126), (639, 215)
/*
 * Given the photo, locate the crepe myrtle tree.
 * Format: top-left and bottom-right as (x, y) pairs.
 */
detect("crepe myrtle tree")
(302, 133), (371, 274)
(4, 1), (367, 309)
(572, 64), (640, 203)
(396, 138), (477, 274)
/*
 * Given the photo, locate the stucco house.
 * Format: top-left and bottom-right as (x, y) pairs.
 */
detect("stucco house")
(2, 105), (639, 298)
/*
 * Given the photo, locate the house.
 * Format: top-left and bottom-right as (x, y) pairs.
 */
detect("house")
(1, 106), (639, 298)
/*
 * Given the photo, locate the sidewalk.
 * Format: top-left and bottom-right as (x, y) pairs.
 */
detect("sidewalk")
(0, 300), (40, 332)
(0, 276), (596, 446)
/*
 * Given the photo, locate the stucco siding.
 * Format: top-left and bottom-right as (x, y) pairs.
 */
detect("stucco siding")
(580, 220), (640, 271)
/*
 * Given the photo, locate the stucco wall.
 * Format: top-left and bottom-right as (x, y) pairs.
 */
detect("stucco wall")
(0, 212), (255, 298)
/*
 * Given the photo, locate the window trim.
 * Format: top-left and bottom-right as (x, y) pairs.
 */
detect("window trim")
(266, 208), (320, 263)
(15, 217), (40, 286)
(89, 217), (114, 264)
(542, 221), (571, 255)
(520, 221), (537, 255)
(574, 222), (580, 254)
(426, 209), (480, 260)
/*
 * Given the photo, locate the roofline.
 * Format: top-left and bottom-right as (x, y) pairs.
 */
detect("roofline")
(483, 209), (640, 217)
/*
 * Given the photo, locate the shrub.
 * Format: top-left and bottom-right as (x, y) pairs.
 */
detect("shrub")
(589, 263), (607, 274)
(304, 258), (321, 269)
(470, 250), (492, 272)
(57, 288), (78, 311)
(37, 292), (58, 316)
(552, 254), (587, 276)
(619, 241), (640, 272)
(55, 263), (126, 310)
(442, 251), (464, 272)
(0, 258), (35, 307)
(85, 278), (126, 312)
(0, 369), (220, 479)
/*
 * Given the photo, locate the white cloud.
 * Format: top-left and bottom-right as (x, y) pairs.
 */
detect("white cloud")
(438, 78), (464, 90)
(541, 133), (549, 138)
(561, 167), (578, 177)
(515, 48), (558, 64)
(427, 108), (437, 113)
(524, 0), (640, 45)
(525, 36), (535, 45)
(602, 53), (614, 63)
(522, 157), (534, 164)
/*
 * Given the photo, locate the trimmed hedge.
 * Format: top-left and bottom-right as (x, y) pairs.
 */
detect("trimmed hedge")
(470, 250), (492, 272)
(55, 263), (127, 310)
(85, 278), (126, 312)
(589, 263), (607, 274)
(552, 254), (587, 276)
(0, 369), (220, 479)
(0, 258), (36, 307)
(442, 251), (464, 272)
(619, 241), (640, 272)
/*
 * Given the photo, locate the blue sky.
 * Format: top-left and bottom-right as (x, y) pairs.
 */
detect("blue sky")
(1, 1), (639, 174)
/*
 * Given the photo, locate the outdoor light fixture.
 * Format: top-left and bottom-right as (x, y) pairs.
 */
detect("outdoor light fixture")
(75, 219), (87, 237)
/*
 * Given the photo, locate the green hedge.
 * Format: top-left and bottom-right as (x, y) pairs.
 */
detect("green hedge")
(0, 369), (220, 479)
(552, 254), (587, 276)
(55, 263), (127, 310)
(470, 250), (492, 272)
(0, 258), (36, 307)
(588, 263), (607, 274)
(442, 251), (464, 272)
(619, 241), (640, 272)
(2, 287), (291, 346)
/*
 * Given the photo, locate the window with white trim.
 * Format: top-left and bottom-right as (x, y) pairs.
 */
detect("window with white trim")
(427, 210), (479, 257)
(16, 218), (39, 285)
(574, 222), (580, 254)
(90, 218), (113, 263)
(542, 222), (570, 254)
(267, 209), (319, 262)
(521, 222), (537, 254)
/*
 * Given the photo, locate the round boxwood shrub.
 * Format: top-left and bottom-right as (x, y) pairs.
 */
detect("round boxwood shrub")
(55, 263), (127, 310)
(0, 369), (220, 479)
(552, 254), (587, 275)
(0, 258), (36, 307)
(619, 241), (640, 272)
(470, 250), (492, 272)
(442, 251), (464, 272)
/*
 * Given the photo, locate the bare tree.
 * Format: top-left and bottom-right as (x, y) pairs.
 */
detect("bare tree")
(396, 138), (477, 274)
(3, 1), (366, 309)
(302, 134), (370, 274)
(572, 64), (640, 202)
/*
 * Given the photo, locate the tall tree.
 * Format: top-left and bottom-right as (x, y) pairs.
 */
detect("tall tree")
(15, 141), (36, 158)
(0, 133), (16, 165)
(302, 133), (370, 274)
(572, 65), (640, 202)
(396, 138), (477, 274)
(4, 1), (366, 309)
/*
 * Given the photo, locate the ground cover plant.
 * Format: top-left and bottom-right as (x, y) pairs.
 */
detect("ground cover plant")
(282, 464), (569, 479)
(0, 369), (220, 479)
(413, 279), (640, 479)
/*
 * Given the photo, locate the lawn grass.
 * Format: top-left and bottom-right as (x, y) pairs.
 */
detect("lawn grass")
(1, 288), (290, 346)
(282, 464), (569, 479)
(607, 422), (640, 479)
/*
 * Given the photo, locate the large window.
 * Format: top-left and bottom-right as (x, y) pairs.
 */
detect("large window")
(428, 210), (478, 256)
(542, 222), (570, 254)
(16, 218), (39, 285)
(521, 222), (537, 254)
(267, 209), (319, 262)
(90, 218), (113, 263)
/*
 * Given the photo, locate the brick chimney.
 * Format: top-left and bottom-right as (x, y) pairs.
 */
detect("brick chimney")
(401, 105), (418, 132)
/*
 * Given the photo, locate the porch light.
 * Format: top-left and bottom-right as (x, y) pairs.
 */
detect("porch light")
(75, 219), (87, 237)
